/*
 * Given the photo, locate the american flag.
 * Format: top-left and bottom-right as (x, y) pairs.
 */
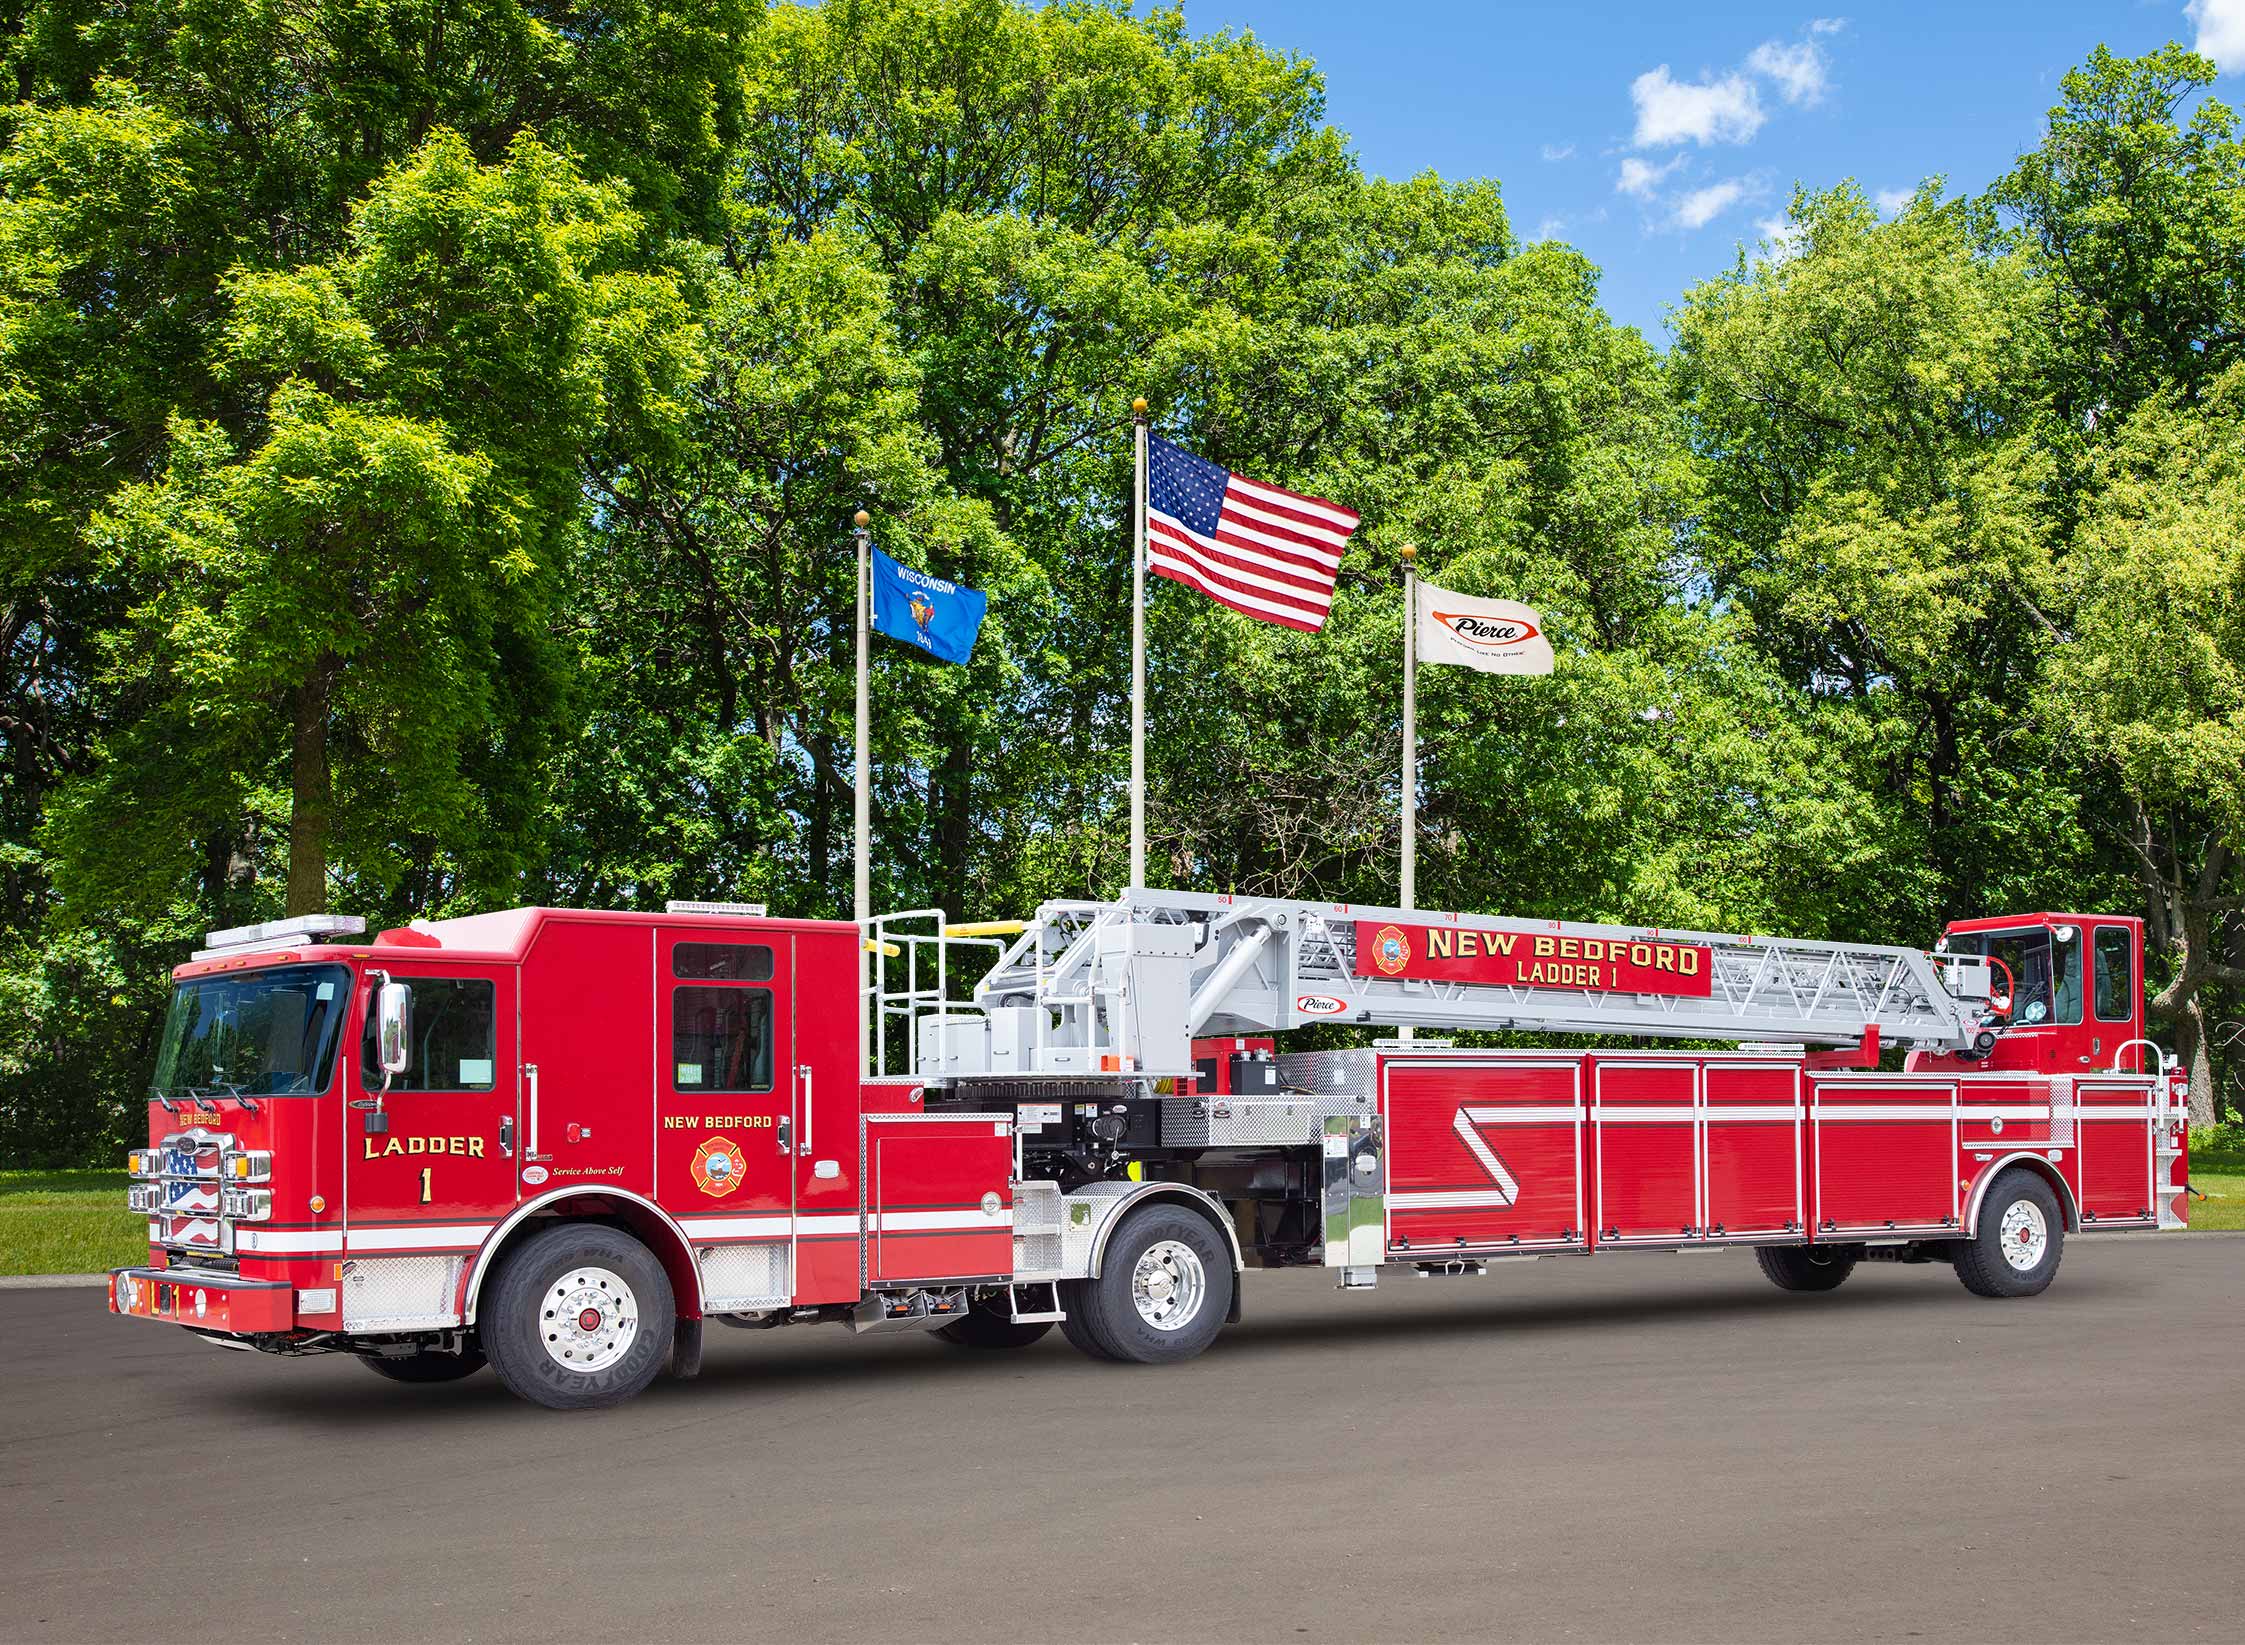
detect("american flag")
(1146, 434), (1360, 632)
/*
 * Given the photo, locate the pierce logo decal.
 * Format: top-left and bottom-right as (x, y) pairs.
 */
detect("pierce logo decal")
(1294, 993), (1348, 1017)
(1432, 611), (1542, 650)
(691, 1136), (747, 1197)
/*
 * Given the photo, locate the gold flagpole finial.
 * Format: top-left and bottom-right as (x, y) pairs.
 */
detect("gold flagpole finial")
(1132, 397), (1148, 417)
(1399, 541), (1417, 563)
(853, 510), (870, 529)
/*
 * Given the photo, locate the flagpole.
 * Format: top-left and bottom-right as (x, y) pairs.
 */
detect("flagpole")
(1130, 397), (1149, 891)
(1399, 542), (1417, 1045)
(853, 509), (871, 927)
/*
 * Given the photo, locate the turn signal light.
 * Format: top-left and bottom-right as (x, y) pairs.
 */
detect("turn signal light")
(126, 1150), (162, 1178)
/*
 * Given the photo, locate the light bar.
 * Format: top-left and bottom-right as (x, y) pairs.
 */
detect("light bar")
(664, 900), (768, 917)
(195, 913), (365, 960)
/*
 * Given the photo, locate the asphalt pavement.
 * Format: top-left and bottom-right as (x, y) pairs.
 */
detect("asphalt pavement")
(4, 1235), (2240, 1644)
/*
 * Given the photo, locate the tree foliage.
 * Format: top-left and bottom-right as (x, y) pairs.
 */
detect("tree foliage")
(2, 4), (2242, 1159)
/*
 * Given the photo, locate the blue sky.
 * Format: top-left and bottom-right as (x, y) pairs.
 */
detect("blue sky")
(1156, 1), (2245, 340)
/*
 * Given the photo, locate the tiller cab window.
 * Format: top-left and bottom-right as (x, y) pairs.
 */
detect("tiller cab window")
(151, 964), (352, 1099)
(1946, 928), (2082, 1026)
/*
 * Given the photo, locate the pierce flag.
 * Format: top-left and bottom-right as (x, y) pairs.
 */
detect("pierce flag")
(869, 546), (987, 665)
(1414, 581), (1554, 674)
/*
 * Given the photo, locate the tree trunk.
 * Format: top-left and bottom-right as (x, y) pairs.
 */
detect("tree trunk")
(2180, 993), (2216, 1127)
(285, 666), (334, 917)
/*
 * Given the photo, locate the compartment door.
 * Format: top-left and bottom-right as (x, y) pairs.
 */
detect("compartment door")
(2076, 1080), (2155, 1225)
(1592, 1060), (1700, 1243)
(1812, 1080), (1957, 1235)
(1702, 1061), (1802, 1238)
(1385, 1060), (1585, 1255)
(865, 1114), (1015, 1285)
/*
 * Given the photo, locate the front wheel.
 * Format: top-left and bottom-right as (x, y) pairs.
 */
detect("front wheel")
(1061, 1204), (1233, 1364)
(1954, 1169), (2065, 1297)
(481, 1224), (675, 1410)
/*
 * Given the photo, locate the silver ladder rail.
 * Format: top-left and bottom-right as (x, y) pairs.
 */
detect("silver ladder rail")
(864, 908), (1006, 1078)
(957, 890), (1994, 1078)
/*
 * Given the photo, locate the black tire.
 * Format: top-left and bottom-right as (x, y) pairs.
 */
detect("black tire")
(360, 1346), (487, 1384)
(1056, 1286), (1118, 1360)
(935, 1302), (1054, 1351)
(1953, 1168), (2065, 1298)
(1756, 1243), (1860, 1292)
(1065, 1204), (1234, 1365)
(480, 1224), (675, 1410)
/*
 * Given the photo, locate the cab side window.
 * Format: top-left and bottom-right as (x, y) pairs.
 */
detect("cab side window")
(671, 942), (776, 1093)
(2094, 927), (2135, 1022)
(360, 978), (497, 1092)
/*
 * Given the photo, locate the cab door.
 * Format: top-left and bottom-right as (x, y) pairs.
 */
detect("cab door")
(656, 932), (795, 1255)
(344, 965), (521, 1247)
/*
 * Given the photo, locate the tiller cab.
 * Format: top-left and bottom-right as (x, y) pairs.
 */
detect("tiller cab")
(111, 894), (2190, 1409)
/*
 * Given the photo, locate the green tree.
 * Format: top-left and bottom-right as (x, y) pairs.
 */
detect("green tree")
(2045, 364), (2245, 1120)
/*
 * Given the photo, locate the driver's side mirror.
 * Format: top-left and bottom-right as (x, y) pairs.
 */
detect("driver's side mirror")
(376, 981), (414, 1077)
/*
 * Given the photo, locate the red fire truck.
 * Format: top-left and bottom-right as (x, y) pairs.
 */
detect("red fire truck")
(109, 891), (2190, 1409)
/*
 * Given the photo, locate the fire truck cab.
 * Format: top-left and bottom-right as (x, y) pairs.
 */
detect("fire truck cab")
(109, 894), (2190, 1410)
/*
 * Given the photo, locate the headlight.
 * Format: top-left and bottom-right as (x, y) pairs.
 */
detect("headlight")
(127, 1183), (163, 1213)
(220, 1187), (272, 1221)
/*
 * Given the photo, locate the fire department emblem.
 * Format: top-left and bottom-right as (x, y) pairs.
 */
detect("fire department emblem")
(1371, 924), (1411, 976)
(691, 1136), (746, 1198)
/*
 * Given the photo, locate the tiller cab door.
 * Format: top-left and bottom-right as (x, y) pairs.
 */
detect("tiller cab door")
(345, 964), (522, 1251)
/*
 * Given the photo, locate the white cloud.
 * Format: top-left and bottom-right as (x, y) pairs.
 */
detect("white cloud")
(1875, 186), (1913, 217)
(1808, 17), (1848, 36)
(1746, 39), (1829, 106)
(1617, 154), (1686, 197)
(1671, 177), (1754, 230)
(1541, 142), (1577, 162)
(2189, 1), (2245, 73)
(1756, 215), (1808, 261)
(1631, 66), (1765, 147)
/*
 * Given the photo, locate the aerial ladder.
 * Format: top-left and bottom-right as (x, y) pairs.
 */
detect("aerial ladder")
(880, 889), (2003, 1082)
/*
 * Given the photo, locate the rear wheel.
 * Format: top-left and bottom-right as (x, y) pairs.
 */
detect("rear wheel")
(1062, 1204), (1233, 1364)
(935, 1300), (1053, 1350)
(360, 1346), (486, 1384)
(1954, 1169), (2065, 1297)
(1756, 1243), (1860, 1293)
(481, 1224), (674, 1410)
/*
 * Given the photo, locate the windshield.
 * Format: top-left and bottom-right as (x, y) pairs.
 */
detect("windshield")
(151, 964), (353, 1097)
(1949, 928), (2082, 1027)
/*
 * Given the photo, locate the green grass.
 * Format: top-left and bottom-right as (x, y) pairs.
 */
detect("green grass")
(0, 1170), (144, 1277)
(2185, 1171), (2245, 1232)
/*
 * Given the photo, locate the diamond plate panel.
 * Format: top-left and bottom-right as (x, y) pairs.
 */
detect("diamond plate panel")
(341, 1255), (464, 1331)
(699, 1243), (790, 1311)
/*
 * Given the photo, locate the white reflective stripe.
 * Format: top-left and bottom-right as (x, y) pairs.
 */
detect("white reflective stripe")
(1593, 1106), (1696, 1123)
(873, 1209), (1013, 1233)
(1702, 1105), (1804, 1122)
(1390, 1190), (1524, 1209)
(235, 1229), (342, 1255)
(1458, 1105), (1582, 1124)
(1957, 1106), (2056, 1121)
(2078, 1107), (2156, 1119)
(678, 1214), (796, 1239)
(344, 1223), (491, 1252)
(1453, 1109), (1522, 1205)
(795, 1213), (860, 1235)
(1816, 1104), (1953, 1121)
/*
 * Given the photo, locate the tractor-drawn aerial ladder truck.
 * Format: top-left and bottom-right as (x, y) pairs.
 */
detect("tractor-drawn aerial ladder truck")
(110, 889), (2189, 1408)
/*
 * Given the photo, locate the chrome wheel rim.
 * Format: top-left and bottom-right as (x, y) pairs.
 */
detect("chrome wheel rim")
(1999, 1200), (2049, 1272)
(541, 1265), (639, 1373)
(1130, 1238), (1207, 1331)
